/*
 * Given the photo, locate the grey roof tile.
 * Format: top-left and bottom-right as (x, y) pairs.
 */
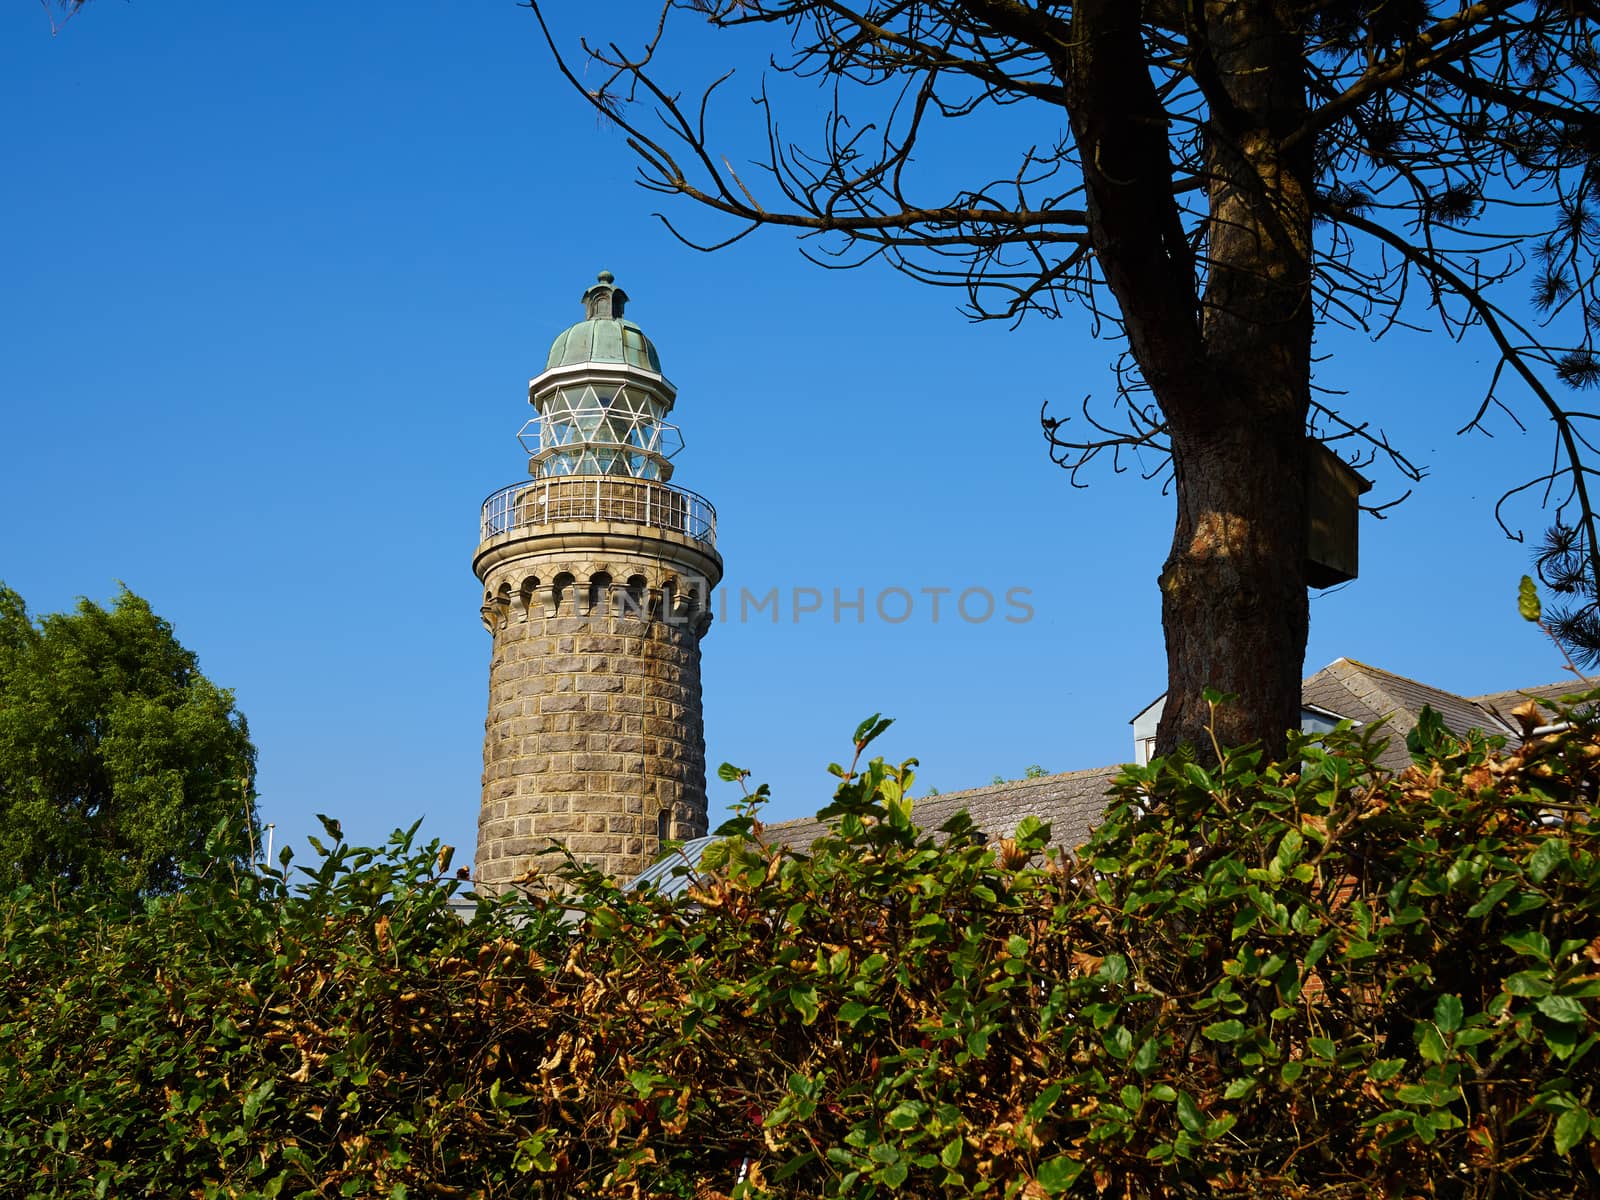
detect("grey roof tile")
(1471, 679), (1590, 728)
(1298, 658), (1535, 769)
(761, 764), (1123, 859)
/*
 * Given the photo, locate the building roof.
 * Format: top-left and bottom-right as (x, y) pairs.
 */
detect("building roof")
(628, 835), (720, 899)
(545, 317), (663, 374)
(628, 771), (1124, 897)
(1471, 679), (1589, 729)
(1300, 657), (1572, 769)
(631, 659), (1587, 890)
(760, 764), (1123, 860)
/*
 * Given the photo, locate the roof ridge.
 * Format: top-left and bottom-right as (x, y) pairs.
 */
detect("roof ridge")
(1310, 656), (1357, 674)
(1339, 657), (1451, 694)
(1314, 657), (1398, 716)
(1469, 680), (1584, 700)
(1337, 656), (1475, 714)
(919, 764), (1123, 803)
(1340, 658), (1536, 741)
(759, 764), (1124, 834)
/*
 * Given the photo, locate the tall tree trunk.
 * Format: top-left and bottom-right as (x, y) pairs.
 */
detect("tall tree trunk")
(1153, 1), (1315, 762)
(1066, 0), (1314, 761)
(1156, 417), (1309, 760)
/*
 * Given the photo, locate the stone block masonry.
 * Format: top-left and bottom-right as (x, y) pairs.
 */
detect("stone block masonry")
(475, 603), (709, 889)
(471, 538), (720, 892)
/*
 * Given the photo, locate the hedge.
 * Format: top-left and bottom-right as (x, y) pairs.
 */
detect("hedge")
(4, 697), (1599, 1198)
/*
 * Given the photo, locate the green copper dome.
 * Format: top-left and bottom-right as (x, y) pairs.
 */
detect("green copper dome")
(544, 270), (663, 374)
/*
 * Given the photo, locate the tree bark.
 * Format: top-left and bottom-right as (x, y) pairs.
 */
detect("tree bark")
(1067, 0), (1314, 761)
(1152, 1), (1314, 761)
(1157, 419), (1309, 761)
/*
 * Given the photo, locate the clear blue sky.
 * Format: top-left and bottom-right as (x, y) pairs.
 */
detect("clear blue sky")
(1, 1), (1572, 866)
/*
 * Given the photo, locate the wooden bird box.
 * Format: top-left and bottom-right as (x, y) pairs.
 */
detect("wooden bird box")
(1306, 439), (1372, 589)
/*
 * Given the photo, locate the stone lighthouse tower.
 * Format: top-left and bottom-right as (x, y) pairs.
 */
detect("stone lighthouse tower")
(472, 271), (722, 891)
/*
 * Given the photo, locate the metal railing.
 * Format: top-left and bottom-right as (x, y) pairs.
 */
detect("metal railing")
(479, 476), (717, 548)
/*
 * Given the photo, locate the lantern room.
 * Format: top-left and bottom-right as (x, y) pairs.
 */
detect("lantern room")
(519, 270), (684, 482)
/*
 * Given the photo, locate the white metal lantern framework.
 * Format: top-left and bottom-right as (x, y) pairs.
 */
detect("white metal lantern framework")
(518, 377), (684, 481)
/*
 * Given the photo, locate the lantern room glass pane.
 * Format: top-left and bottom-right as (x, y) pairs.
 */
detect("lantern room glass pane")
(529, 381), (676, 479)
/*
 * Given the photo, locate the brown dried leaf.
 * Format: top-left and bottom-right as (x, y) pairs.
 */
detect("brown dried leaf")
(999, 838), (1033, 870)
(1512, 698), (1544, 736)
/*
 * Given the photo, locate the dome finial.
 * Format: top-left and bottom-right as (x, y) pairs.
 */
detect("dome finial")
(582, 270), (627, 319)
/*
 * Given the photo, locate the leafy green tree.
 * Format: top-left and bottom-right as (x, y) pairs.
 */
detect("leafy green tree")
(0, 584), (257, 895)
(532, 0), (1600, 760)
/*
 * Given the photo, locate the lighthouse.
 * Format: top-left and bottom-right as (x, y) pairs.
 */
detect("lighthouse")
(472, 272), (722, 890)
